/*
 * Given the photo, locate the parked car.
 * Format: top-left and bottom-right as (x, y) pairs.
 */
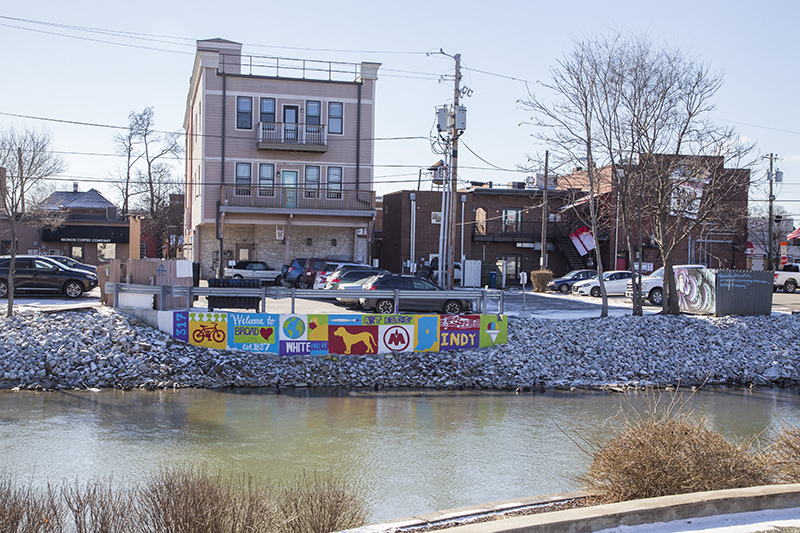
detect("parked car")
(547, 269), (598, 294)
(573, 270), (633, 297)
(47, 255), (97, 274)
(427, 257), (462, 284)
(626, 264), (706, 305)
(0, 255), (99, 298)
(224, 260), (282, 285)
(313, 261), (371, 289)
(359, 273), (472, 315)
(281, 259), (307, 288)
(287, 257), (332, 289)
(774, 263), (800, 293)
(324, 267), (388, 290)
(335, 274), (382, 308)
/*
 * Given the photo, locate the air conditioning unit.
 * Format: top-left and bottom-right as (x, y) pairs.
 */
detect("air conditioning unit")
(507, 181), (526, 189)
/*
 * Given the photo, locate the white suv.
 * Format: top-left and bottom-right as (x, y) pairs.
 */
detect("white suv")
(626, 265), (706, 305)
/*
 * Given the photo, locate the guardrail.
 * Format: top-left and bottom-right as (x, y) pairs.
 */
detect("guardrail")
(105, 283), (504, 315)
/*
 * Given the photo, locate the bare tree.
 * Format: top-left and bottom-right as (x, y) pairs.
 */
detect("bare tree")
(520, 39), (613, 317)
(112, 108), (183, 257)
(111, 112), (143, 215)
(522, 31), (752, 316)
(0, 127), (65, 316)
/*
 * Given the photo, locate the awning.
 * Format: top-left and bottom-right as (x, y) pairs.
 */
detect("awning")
(42, 225), (130, 244)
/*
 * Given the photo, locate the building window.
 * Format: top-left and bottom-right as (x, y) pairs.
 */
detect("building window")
(502, 208), (522, 233)
(260, 97), (276, 136)
(236, 163), (251, 195)
(258, 163), (274, 197)
(237, 96), (252, 129)
(475, 207), (487, 235)
(327, 167), (342, 199)
(305, 166), (320, 198)
(306, 101), (321, 125)
(329, 102), (343, 134)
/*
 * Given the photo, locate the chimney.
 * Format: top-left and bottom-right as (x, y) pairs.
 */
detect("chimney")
(73, 182), (78, 192)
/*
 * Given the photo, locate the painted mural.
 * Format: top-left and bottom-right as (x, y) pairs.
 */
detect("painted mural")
(165, 312), (507, 356)
(676, 267), (716, 314)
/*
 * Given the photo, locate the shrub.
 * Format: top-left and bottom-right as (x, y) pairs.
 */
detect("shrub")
(138, 466), (284, 533)
(768, 426), (800, 483)
(278, 472), (368, 533)
(579, 401), (771, 503)
(0, 474), (62, 532)
(529, 270), (553, 292)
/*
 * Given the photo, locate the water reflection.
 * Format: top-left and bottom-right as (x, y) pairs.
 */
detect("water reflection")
(0, 387), (798, 523)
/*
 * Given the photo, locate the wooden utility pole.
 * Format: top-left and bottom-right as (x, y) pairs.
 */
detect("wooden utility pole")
(447, 53), (462, 290)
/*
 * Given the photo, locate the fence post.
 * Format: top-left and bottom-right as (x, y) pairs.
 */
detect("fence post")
(159, 285), (166, 310)
(261, 285), (267, 313)
(393, 289), (400, 313)
(186, 286), (192, 311)
(113, 283), (119, 308)
(499, 290), (504, 316)
(482, 289), (487, 314)
(291, 287), (296, 314)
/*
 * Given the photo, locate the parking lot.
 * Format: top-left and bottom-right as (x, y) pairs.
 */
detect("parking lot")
(4, 286), (800, 318)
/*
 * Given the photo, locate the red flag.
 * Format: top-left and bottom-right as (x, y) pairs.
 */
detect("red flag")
(787, 227), (800, 241)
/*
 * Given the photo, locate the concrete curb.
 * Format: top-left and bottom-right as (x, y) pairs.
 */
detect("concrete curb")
(342, 484), (800, 532)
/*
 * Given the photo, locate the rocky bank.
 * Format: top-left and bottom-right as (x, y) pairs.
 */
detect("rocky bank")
(1, 307), (799, 391)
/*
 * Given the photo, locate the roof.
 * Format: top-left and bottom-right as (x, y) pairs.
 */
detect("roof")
(38, 189), (116, 210)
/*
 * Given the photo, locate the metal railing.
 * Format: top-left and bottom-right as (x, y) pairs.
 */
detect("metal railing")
(105, 282), (504, 315)
(220, 185), (375, 211)
(257, 121), (326, 146)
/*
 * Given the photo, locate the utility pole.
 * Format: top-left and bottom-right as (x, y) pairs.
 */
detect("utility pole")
(432, 50), (468, 289)
(447, 53), (462, 290)
(767, 153), (776, 271)
(539, 150), (549, 270)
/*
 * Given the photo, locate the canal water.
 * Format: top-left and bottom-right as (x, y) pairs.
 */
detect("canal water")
(1, 387), (799, 523)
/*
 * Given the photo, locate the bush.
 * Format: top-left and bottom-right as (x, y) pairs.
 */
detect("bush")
(579, 401), (771, 503)
(768, 426), (800, 483)
(529, 270), (553, 292)
(278, 472), (368, 533)
(0, 468), (366, 533)
(0, 474), (61, 532)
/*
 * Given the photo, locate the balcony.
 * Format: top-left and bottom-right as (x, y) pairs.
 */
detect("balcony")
(473, 219), (569, 242)
(220, 185), (375, 215)
(256, 122), (327, 152)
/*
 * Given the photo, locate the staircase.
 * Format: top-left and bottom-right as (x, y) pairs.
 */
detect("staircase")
(556, 237), (585, 271)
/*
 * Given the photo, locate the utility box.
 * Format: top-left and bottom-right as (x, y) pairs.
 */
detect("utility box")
(676, 268), (773, 316)
(454, 106), (467, 130)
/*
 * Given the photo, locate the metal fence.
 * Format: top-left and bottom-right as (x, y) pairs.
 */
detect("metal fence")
(105, 283), (504, 315)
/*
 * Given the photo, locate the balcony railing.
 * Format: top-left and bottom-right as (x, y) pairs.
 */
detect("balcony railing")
(473, 219), (569, 241)
(221, 185), (375, 212)
(256, 122), (327, 152)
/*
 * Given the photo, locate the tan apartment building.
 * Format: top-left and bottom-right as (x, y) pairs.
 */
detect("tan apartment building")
(183, 39), (380, 277)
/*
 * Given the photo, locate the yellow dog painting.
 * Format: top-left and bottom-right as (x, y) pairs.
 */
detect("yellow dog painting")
(333, 327), (377, 354)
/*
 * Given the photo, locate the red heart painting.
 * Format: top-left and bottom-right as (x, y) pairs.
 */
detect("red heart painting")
(260, 327), (273, 340)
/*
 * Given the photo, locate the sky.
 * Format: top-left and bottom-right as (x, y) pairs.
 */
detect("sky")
(1, 0), (799, 222)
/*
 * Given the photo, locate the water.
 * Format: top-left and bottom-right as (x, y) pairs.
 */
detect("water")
(1, 387), (799, 523)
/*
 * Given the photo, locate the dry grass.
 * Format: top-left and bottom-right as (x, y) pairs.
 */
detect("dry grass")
(577, 394), (772, 503)
(768, 426), (800, 483)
